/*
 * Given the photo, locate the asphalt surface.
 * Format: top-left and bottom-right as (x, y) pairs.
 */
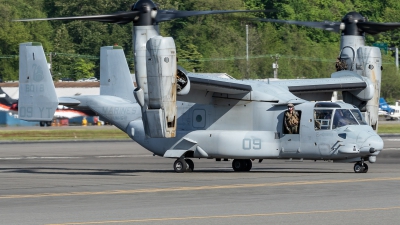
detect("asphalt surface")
(0, 138), (399, 225)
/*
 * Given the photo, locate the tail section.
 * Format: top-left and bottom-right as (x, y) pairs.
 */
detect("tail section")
(379, 98), (394, 114)
(18, 42), (58, 121)
(0, 87), (17, 105)
(100, 46), (136, 103)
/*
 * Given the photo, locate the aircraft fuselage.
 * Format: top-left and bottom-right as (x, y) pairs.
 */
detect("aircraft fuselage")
(128, 100), (383, 164)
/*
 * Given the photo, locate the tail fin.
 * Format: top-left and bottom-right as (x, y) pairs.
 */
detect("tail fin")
(100, 46), (136, 103)
(18, 42), (58, 121)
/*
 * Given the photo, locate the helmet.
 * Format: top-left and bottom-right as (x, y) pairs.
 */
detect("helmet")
(287, 103), (294, 107)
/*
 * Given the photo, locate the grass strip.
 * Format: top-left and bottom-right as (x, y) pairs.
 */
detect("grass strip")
(377, 123), (400, 134)
(0, 128), (130, 141)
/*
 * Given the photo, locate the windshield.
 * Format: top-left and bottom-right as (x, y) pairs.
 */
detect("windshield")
(314, 109), (333, 130)
(333, 109), (359, 128)
(350, 109), (368, 125)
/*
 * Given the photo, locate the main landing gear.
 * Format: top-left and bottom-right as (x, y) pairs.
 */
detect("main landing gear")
(39, 121), (52, 127)
(232, 159), (252, 172)
(354, 161), (368, 173)
(173, 158), (194, 173)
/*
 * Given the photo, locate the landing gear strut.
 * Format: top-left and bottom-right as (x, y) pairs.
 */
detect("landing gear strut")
(173, 158), (194, 173)
(354, 160), (368, 173)
(232, 159), (252, 172)
(185, 159), (194, 172)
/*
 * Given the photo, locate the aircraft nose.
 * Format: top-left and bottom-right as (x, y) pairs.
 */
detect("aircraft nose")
(363, 135), (384, 153)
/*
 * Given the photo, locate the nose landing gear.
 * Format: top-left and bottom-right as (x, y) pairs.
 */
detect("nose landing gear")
(354, 161), (368, 173)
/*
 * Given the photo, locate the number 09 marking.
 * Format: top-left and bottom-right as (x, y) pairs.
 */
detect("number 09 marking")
(242, 138), (261, 150)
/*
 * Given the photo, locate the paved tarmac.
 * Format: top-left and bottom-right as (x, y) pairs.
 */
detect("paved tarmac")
(0, 138), (399, 225)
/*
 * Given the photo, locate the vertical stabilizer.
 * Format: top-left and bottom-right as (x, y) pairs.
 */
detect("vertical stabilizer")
(18, 42), (58, 121)
(100, 46), (136, 103)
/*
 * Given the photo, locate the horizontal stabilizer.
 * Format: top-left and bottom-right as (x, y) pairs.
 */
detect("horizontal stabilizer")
(58, 97), (81, 106)
(18, 42), (58, 121)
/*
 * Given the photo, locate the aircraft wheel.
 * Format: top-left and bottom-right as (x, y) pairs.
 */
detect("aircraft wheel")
(185, 159), (194, 172)
(243, 159), (252, 171)
(232, 159), (244, 171)
(46, 121), (52, 126)
(354, 162), (364, 173)
(174, 158), (187, 173)
(362, 163), (368, 173)
(39, 121), (45, 127)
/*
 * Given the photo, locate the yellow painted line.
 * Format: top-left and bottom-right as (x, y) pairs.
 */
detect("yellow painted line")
(47, 206), (400, 225)
(1, 177), (400, 199)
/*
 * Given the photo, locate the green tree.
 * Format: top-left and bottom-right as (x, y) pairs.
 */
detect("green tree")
(0, 0), (52, 80)
(73, 58), (95, 80)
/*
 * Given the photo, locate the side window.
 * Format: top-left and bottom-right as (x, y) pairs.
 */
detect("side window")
(350, 109), (367, 125)
(315, 109), (333, 130)
(283, 110), (301, 134)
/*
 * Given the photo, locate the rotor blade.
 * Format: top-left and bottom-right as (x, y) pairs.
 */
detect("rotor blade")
(258, 18), (342, 32)
(358, 22), (400, 35)
(156, 10), (271, 23)
(13, 11), (140, 24)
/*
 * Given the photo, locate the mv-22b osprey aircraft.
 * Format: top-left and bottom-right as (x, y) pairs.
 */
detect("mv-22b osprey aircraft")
(16, 1), (387, 173)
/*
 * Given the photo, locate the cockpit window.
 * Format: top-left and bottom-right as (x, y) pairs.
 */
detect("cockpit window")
(350, 109), (368, 125)
(314, 109), (333, 130)
(333, 109), (359, 129)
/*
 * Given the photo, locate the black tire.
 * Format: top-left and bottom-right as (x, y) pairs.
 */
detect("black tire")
(185, 159), (194, 172)
(46, 121), (52, 126)
(362, 163), (368, 173)
(243, 159), (252, 171)
(354, 162), (364, 173)
(232, 159), (243, 171)
(174, 159), (187, 173)
(39, 121), (45, 127)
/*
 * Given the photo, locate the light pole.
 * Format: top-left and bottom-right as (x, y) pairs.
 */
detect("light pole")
(389, 47), (398, 70)
(271, 54), (280, 79)
(246, 24), (249, 79)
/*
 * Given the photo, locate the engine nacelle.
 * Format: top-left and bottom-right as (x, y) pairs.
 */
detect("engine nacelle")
(134, 36), (177, 138)
(342, 46), (381, 130)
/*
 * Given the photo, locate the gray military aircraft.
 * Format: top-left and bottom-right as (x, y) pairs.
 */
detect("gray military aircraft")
(16, 2), (384, 173)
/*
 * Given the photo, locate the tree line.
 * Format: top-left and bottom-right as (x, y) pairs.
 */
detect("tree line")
(1, 0), (400, 102)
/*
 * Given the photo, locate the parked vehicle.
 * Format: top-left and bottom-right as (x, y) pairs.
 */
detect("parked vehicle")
(60, 77), (73, 82)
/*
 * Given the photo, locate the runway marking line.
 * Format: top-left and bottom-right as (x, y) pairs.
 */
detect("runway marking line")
(1, 177), (400, 199)
(47, 206), (400, 225)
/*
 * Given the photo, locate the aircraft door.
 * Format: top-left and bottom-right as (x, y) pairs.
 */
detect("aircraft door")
(280, 134), (300, 154)
(314, 109), (335, 157)
(299, 116), (319, 156)
(280, 110), (301, 154)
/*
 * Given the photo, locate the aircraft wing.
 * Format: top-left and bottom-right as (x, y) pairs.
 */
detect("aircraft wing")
(267, 71), (371, 101)
(177, 73), (254, 104)
(187, 73), (252, 94)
